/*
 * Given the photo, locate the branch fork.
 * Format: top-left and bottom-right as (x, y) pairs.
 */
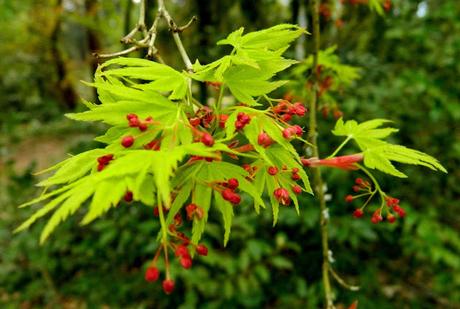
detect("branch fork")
(94, 0), (195, 72)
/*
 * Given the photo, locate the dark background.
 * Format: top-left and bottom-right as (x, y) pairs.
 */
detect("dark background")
(0, 0), (459, 308)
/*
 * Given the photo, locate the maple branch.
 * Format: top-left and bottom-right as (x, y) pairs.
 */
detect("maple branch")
(157, 0), (194, 71)
(94, 0), (195, 72)
(308, 0), (335, 308)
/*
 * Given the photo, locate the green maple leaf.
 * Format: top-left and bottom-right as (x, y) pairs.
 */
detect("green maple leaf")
(332, 118), (447, 177)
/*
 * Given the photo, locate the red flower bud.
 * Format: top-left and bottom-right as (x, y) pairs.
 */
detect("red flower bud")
(175, 245), (190, 258)
(292, 125), (303, 136)
(268, 166), (278, 175)
(126, 113), (138, 121)
(293, 102), (307, 116)
(144, 267), (159, 282)
(235, 120), (245, 130)
(97, 154), (114, 165)
(180, 257), (192, 269)
(345, 195), (354, 203)
(222, 188), (233, 201)
(201, 133), (214, 147)
(138, 123), (148, 132)
(292, 185), (302, 195)
(186, 203), (197, 220)
(257, 132), (272, 147)
(189, 117), (201, 127)
(387, 213), (396, 223)
(162, 279), (175, 294)
(196, 244), (208, 256)
(371, 215), (383, 224)
(281, 114), (292, 122)
(230, 193), (241, 205)
(124, 191), (133, 202)
(219, 114), (229, 128)
(227, 178), (239, 190)
(274, 188), (291, 205)
(282, 128), (293, 139)
(353, 209), (364, 218)
(121, 136), (135, 148)
(237, 112), (251, 124)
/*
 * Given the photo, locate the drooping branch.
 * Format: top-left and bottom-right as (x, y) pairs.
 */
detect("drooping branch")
(94, 0), (196, 71)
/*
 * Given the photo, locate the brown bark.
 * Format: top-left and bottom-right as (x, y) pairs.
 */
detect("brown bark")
(50, 0), (78, 109)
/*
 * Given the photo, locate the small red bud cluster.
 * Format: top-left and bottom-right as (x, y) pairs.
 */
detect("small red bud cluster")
(96, 154), (114, 171)
(346, 177), (405, 224)
(221, 178), (241, 205)
(242, 164), (258, 180)
(145, 240), (209, 294)
(235, 112), (251, 130)
(127, 113), (154, 132)
(272, 100), (307, 122)
(268, 166), (303, 202)
(385, 196), (405, 218)
(282, 125), (303, 139)
(371, 209), (383, 224)
(291, 167), (301, 181)
(257, 131), (272, 148)
(145, 202), (210, 294)
(185, 203), (204, 220)
(274, 188), (291, 206)
(144, 138), (161, 150)
(219, 114), (229, 128)
(190, 107), (215, 128)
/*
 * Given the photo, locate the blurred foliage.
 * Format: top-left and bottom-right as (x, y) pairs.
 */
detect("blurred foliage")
(0, 0), (458, 308)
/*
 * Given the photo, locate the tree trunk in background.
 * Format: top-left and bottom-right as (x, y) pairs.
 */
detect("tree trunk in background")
(50, 0), (78, 110)
(124, 0), (133, 35)
(85, 0), (102, 103)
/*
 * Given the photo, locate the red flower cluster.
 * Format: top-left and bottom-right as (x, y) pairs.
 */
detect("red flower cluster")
(235, 112), (251, 130)
(385, 196), (405, 218)
(346, 177), (405, 224)
(257, 131), (272, 148)
(185, 203), (204, 220)
(96, 154), (114, 171)
(145, 203), (210, 294)
(221, 178), (241, 205)
(127, 113), (154, 132)
(274, 188), (291, 205)
(282, 125), (303, 139)
(273, 100), (307, 122)
(190, 107), (214, 128)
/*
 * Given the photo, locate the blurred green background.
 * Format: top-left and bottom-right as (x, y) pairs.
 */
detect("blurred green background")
(0, 0), (459, 308)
